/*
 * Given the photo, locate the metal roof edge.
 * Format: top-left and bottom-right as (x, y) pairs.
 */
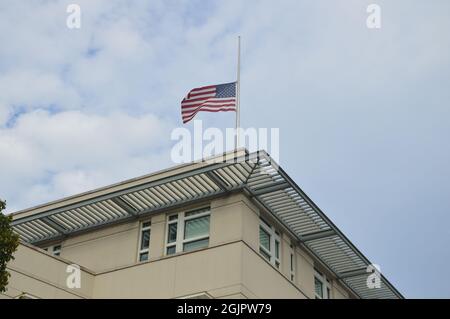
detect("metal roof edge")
(10, 148), (249, 220)
(256, 151), (404, 299)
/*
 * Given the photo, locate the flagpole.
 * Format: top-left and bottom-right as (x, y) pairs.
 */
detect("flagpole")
(235, 36), (241, 150)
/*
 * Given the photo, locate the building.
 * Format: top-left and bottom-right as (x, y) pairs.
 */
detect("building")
(2, 149), (403, 299)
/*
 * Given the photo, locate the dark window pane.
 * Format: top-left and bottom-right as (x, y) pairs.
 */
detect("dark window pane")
(259, 248), (271, 261)
(141, 229), (150, 249)
(185, 208), (209, 217)
(168, 223), (177, 243)
(290, 254), (294, 271)
(275, 240), (280, 259)
(315, 277), (323, 298)
(259, 227), (270, 251)
(184, 216), (210, 239)
(183, 238), (209, 252)
(139, 252), (149, 262)
(167, 246), (176, 255)
(142, 221), (151, 228)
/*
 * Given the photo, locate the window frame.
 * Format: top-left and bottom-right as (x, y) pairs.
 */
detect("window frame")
(43, 244), (62, 256)
(259, 218), (281, 269)
(137, 221), (151, 262)
(314, 269), (332, 299)
(165, 208), (210, 255)
(53, 245), (61, 256)
(290, 244), (296, 282)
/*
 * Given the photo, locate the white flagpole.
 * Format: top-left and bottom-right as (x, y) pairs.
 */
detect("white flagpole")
(235, 36), (241, 150)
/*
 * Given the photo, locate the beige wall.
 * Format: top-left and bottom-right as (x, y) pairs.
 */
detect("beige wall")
(3, 243), (94, 299)
(93, 241), (243, 298)
(4, 192), (354, 299)
(60, 221), (140, 272)
(92, 240), (309, 299)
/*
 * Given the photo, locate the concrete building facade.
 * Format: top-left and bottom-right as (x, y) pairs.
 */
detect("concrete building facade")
(2, 150), (403, 299)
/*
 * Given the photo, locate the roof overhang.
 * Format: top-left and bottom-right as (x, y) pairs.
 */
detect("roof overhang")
(10, 149), (403, 299)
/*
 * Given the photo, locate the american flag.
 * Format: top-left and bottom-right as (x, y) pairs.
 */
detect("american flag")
(181, 82), (237, 123)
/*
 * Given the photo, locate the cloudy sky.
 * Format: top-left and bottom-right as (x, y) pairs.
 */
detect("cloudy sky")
(1, 0), (449, 298)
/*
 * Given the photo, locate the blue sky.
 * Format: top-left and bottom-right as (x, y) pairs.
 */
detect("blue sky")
(1, 0), (449, 298)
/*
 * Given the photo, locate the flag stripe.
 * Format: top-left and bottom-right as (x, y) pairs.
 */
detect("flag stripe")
(182, 108), (236, 123)
(188, 89), (216, 97)
(182, 106), (236, 116)
(181, 95), (224, 106)
(182, 104), (236, 115)
(182, 104), (236, 116)
(183, 106), (234, 118)
(182, 98), (236, 109)
(182, 101), (236, 113)
(190, 85), (216, 92)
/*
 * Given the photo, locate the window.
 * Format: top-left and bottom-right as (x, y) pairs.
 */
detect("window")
(290, 244), (295, 282)
(259, 218), (281, 269)
(314, 269), (331, 299)
(43, 244), (62, 256)
(138, 221), (151, 261)
(166, 208), (210, 255)
(53, 245), (61, 256)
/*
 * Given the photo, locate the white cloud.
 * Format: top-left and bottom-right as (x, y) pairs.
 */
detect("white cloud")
(0, 70), (81, 120)
(0, 110), (172, 211)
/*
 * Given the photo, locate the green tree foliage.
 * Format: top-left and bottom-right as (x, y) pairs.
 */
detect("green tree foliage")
(0, 200), (20, 293)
